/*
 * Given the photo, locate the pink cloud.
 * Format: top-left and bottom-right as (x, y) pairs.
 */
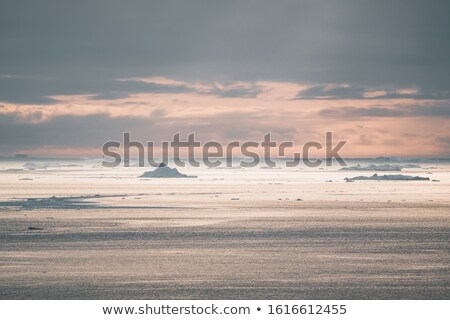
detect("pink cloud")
(1, 79), (449, 157)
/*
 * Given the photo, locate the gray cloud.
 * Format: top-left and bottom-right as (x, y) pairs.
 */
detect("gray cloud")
(296, 85), (449, 100)
(435, 136), (450, 148)
(0, 111), (297, 154)
(319, 107), (401, 118)
(318, 105), (450, 118)
(297, 86), (366, 100)
(1, 0), (450, 104)
(0, 113), (152, 149)
(0, 77), (196, 104)
(199, 82), (264, 99)
(0, 76), (265, 104)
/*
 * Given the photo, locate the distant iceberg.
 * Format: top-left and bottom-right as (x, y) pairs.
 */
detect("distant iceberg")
(14, 154), (29, 159)
(23, 162), (82, 170)
(139, 163), (196, 178)
(345, 173), (430, 182)
(340, 163), (421, 171)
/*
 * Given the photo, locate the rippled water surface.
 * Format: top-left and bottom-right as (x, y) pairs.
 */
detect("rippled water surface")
(0, 159), (449, 299)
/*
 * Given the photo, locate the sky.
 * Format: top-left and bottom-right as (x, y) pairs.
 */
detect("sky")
(0, 0), (449, 157)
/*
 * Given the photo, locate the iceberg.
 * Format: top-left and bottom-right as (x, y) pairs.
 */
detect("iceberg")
(340, 163), (421, 171)
(140, 163), (196, 178)
(345, 173), (430, 182)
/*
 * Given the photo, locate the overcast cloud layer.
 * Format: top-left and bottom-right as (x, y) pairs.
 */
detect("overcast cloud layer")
(1, 0), (449, 157)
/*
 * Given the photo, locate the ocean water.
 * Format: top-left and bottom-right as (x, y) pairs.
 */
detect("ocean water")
(0, 159), (449, 299)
